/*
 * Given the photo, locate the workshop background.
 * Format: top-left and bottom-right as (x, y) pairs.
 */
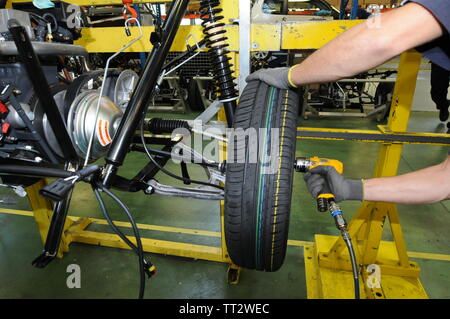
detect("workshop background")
(0, 0), (449, 299)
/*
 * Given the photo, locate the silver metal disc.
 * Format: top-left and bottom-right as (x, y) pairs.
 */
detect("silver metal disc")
(114, 70), (139, 112)
(67, 91), (123, 161)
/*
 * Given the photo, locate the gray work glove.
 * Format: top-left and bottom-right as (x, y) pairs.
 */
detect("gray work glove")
(303, 166), (363, 202)
(245, 66), (298, 90)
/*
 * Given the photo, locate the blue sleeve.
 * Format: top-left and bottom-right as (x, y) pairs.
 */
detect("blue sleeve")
(406, 0), (450, 34)
(403, 0), (450, 70)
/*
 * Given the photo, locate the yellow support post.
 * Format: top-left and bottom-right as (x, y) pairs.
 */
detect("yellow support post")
(26, 180), (89, 258)
(305, 50), (429, 299)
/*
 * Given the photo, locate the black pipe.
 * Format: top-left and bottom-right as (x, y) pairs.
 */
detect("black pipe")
(7, 92), (59, 164)
(32, 189), (74, 268)
(0, 41), (89, 58)
(102, 0), (190, 187)
(0, 165), (73, 178)
(7, 19), (79, 163)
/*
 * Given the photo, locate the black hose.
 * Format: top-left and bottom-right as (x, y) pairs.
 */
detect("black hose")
(139, 120), (224, 190)
(343, 234), (360, 299)
(0, 165), (73, 178)
(95, 184), (146, 299)
(93, 187), (139, 253)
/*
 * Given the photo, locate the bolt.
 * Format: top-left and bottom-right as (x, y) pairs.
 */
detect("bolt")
(145, 185), (154, 194)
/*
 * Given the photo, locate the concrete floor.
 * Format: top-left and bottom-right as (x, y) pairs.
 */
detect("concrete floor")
(0, 110), (449, 299)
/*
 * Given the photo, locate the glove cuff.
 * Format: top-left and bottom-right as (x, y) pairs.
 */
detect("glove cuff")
(346, 179), (363, 201)
(288, 65), (299, 88)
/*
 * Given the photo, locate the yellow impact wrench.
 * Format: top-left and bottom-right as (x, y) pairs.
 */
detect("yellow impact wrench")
(294, 156), (344, 212)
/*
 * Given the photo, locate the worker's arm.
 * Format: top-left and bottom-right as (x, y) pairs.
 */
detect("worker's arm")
(289, 2), (444, 85)
(363, 155), (450, 204)
(304, 156), (450, 204)
(247, 3), (444, 88)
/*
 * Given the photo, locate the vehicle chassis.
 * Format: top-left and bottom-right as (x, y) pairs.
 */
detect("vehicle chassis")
(1, 0), (236, 269)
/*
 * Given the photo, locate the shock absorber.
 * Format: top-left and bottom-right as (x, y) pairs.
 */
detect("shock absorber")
(199, 0), (238, 126)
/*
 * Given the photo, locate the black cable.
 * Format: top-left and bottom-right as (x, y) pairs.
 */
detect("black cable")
(343, 235), (360, 299)
(29, 12), (48, 24)
(139, 119), (224, 190)
(93, 186), (139, 253)
(95, 183), (146, 299)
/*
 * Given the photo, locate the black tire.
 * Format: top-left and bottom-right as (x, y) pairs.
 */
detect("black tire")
(375, 82), (395, 122)
(224, 81), (299, 272)
(187, 79), (205, 111)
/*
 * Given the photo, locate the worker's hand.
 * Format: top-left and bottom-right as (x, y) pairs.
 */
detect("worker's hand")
(303, 166), (363, 202)
(245, 66), (298, 90)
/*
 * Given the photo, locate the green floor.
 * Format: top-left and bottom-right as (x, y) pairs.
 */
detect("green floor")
(0, 111), (449, 299)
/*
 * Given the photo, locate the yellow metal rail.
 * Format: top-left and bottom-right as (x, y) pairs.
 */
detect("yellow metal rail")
(74, 21), (363, 53)
(3, 207), (450, 262)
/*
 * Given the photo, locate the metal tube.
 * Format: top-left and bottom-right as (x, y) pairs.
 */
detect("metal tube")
(103, 0), (190, 187)
(0, 41), (89, 57)
(0, 165), (73, 178)
(7, 92), (59, 164)
(32, 188), (74, 268)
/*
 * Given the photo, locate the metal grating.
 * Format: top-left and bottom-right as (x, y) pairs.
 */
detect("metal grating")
(166, 52), (212, 78)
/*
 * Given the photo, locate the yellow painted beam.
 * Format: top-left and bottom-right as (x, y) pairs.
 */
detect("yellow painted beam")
(10, 0), (239, 19)
(316, 235), (421, 278)
(75, 24), (283, 53)
(2, 208), (449, 263)
(296, 127), (450, 146)
(282, 20), (362, 50)
(220, 0), (238, 23)
(74, 20), (367, 53)
(303, 244), (323, 299)
(87, 216), (222, 238)
(69, 229), (226, 262)
(251, 24), (281, 52)
(76, 25), (201, 53)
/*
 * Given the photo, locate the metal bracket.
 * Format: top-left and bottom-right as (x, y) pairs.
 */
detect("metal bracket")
(146, 179), (224, 200)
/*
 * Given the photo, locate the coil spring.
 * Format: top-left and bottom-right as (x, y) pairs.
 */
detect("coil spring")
(147, 118), (190, 134)
(199, 0), (238, 102)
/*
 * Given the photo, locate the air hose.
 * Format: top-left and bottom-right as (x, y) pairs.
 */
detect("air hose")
(329, 201), (360, 299)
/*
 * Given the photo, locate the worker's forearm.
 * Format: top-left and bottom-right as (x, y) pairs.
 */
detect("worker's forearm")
(290, 22), (392, 85)
(363, 157), (450, 204)
(290, 3), (444, 86)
